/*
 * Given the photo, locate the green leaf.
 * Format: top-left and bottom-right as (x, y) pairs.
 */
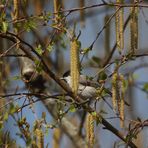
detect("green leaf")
(0, 121), (3, 129)
(2, 21), (8, 33)
(81, 47), (91, 54)
(86, 75), (93, 81)
(115, 59), (119, 65)
(36, 64), (43, 73)
(98, 71), (107, 80)
(12, 75), (21, 80)
(96, 115), (102, 125)
(91, 111), (97, 117)
(77, 40), (81, 48)
(26, 137), (32, 146)
(61, 40), (67, 49)
(34, 60), (40, 65)
(34, 60), (43, 73)
(9, 103), (16, 114)
(43, 12), (51, 22)
(102, 88), (110, 96)
(47, 44), (53, 53)
(4, 112), (9, 121)
(143, 83), (148, 92)
(24, 20), (37, 32)
(69, 105), (76, 113)
(35, 44), (43, 55)
(45, 126), (49, 136)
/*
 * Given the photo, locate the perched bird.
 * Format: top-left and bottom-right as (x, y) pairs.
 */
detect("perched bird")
(61, 71), (99, 99)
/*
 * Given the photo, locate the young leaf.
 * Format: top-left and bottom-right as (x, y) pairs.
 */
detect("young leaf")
(143, 83), (148, 92)
(4, 112), (9, 121)
(24, 20), (37, 32)
(69, 105), (76, 113)
(2, 21), (8, 33)
(35, 44), (43, 55)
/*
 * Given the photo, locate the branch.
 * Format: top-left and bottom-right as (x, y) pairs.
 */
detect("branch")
(82, 105), (137, 148)
(0, 31), (137, 148)
(32, 91), (87, 148)
(0, 32), (36, 61)
(55, 1), (144, 14)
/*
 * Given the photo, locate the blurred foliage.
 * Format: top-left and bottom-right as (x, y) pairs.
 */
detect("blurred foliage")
(0, 0), (148, 148)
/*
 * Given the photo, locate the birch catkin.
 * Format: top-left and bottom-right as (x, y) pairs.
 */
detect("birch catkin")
(112, 72), (125, 127)
(13, 0), (20, 46)
(104, 15), (110, 53)
(79, 0), (85, 26)
(86, 113), (95, 148)
(115, 0), (124, 52)
(112, 72), (118, 110)
(120, 74), (125, 127)
(70, 39), (80, 96)
(130, 1), (138, 53)
(36, 129), (44, 148)
(53, 128), (61, 148)
(53, 0), (60, 23)
(13, 0), (19, 20)
(53, 0), (59, 13)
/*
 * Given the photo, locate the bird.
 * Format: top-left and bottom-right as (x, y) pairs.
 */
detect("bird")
(61, 71), (99, 99)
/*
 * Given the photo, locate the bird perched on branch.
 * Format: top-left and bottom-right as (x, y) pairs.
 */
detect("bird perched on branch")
(61, 71), (99, 99)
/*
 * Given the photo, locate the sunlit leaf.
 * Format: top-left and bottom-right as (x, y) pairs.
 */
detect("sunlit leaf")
(69, 105), (76, 113)
(4, 112), (9, 121)
(81, 47), (91, 54)
(2, 21), (8, 33)
(47, 44), (53, 53)
(143, 83), (148, 92)
(24, 20), (37, 32)
(99, 71), (107, 80)
(35, 44), (43, 55)
(96, 115), (102, 125)
(0, 121), (3, 129)
(91, 111), (97, 117)
(12, 75), (21, 80)
(9, 103), (16, 114)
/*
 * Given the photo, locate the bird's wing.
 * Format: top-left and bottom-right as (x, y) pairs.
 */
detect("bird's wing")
(79, 75), (99, 87)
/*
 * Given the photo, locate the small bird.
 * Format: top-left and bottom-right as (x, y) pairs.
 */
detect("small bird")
(61, 71), (99, 99)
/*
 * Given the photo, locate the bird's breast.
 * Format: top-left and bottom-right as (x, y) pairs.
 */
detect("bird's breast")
(78, 85), (96, 99)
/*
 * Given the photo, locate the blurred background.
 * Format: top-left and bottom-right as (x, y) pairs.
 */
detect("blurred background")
(0, 0), (148, 147)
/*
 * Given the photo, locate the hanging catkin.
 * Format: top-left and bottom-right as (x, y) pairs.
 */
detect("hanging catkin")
(53, 0), (60, 23)
(13, 0), (20, 49)
(70, 38), (80, 96)
(13, 0), (19, 20)
(130, 0), (138, 53)
(112, 72), (125, 127)
(36, 129), (44, 148)
(119, 74), (125, 127)
(112, 72), (118, 110)
(115, 0), (124, 52)
(79, 0), (85, 26)
(86, 113), (95, 148)
(104, 15), (110, 53)
(53, 128), (61, 148)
